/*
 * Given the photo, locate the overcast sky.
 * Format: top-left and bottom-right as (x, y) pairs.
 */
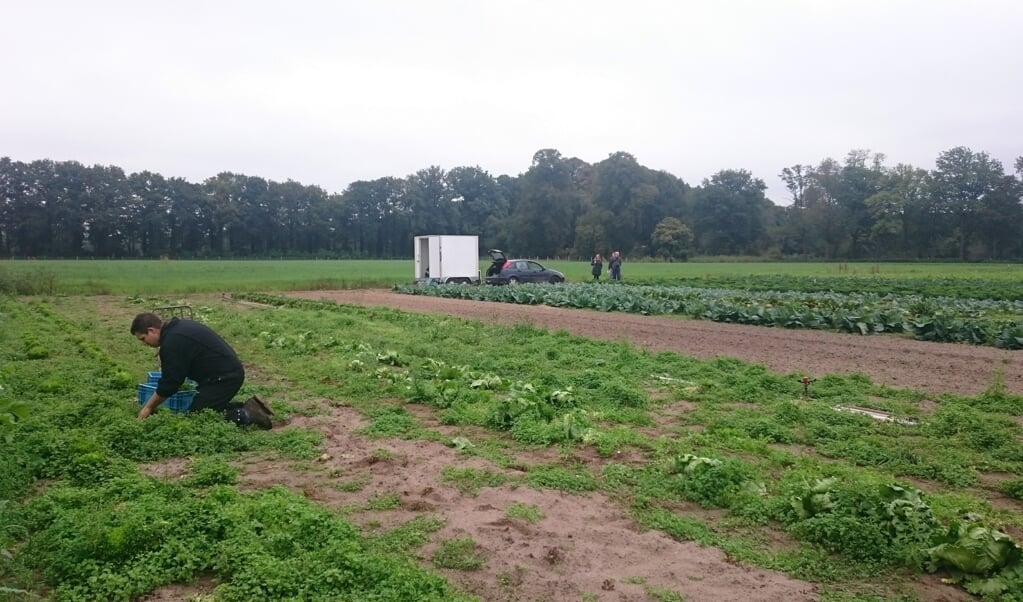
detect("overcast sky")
(3, 0), (1021, 205)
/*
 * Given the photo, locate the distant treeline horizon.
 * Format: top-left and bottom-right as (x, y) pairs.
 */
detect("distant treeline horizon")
(2, 147), (1021, 261)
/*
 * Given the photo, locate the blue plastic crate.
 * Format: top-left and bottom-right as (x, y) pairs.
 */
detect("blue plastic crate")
(137, 383), (196, 414)
(146, 371), (197, 387)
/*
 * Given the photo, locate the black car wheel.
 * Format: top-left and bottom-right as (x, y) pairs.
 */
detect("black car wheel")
(508, 277), (520, 285)
(549, 276), (563, 284)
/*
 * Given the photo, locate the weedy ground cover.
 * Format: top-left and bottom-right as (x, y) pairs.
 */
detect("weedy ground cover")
(1, 289), (1022, 601)
(237, 292), (1023, 598)
(0, 296), (472, 601)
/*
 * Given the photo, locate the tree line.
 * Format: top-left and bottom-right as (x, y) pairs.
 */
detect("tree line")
(1, 147), (1021, 261)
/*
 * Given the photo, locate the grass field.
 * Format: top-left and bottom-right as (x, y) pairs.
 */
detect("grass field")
(3, 262), (1023, 600)
(3, 259), (1022, 295)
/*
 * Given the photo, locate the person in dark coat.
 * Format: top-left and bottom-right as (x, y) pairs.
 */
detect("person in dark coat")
(608, 251), (623, 281)
(590, 253), (603, 281)
(130, 312), (272, 429)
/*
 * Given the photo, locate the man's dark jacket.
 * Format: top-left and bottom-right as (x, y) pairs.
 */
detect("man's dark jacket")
(156, 318), (244, 398)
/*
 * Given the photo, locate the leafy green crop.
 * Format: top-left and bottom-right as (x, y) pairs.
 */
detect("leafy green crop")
(785, 478), (942, 565)
(395, 282), (1023, 348)
(669, 453), (765, 509)
(924, 520), (1023, 598)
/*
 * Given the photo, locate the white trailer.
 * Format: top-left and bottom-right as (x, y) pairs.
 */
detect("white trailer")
(413, 235), (481, 284)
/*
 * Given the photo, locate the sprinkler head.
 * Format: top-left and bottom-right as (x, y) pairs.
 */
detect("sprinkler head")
(799, 376), (816, 396)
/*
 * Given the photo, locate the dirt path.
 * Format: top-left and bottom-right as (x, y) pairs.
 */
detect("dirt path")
(246, 407), (823, 602)
(288, 289), (1023, 397)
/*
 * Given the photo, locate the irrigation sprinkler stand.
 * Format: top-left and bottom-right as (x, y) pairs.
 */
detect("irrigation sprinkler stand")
(799, 376), (816, 397)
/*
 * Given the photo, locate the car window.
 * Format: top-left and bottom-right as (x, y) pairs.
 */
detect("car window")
(515, 261), (529, 270)
(527, 261), (543, 271)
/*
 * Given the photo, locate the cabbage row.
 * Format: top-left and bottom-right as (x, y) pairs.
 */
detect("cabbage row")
(394, 283), (1023, 349)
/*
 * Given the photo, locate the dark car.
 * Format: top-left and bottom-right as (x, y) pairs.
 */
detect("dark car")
(485, 249), (565, 285)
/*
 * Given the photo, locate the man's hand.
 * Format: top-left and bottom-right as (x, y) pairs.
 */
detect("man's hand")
(138, 393), (164, 420)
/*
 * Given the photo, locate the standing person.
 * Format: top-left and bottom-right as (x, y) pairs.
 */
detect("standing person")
(590, 253), (603, 281)
(608, 251), (623, 281)
(130, 312), (273, 429)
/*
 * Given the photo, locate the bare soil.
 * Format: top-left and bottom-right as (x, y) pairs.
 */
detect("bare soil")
(145, 289), (1011, 602)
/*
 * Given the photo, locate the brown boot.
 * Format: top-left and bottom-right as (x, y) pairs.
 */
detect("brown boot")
(243, 398), (273, 430)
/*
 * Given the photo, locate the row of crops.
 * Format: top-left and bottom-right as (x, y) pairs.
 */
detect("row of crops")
(627, 274), (1023, 301)
(394, 282), (1023, 349)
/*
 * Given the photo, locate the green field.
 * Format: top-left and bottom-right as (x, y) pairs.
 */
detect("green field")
(3, 259), (1023, 295)
(2, 263), (1023, 601)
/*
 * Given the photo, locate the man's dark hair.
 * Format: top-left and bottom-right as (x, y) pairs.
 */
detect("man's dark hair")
(130, 312), (164, 335)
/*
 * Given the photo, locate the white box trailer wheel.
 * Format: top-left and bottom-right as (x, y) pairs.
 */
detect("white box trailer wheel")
(413, 235), (481, 284)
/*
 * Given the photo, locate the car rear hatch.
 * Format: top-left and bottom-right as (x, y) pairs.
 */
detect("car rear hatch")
(488, 249), (507, 263)
(486, 249), (509, 278)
